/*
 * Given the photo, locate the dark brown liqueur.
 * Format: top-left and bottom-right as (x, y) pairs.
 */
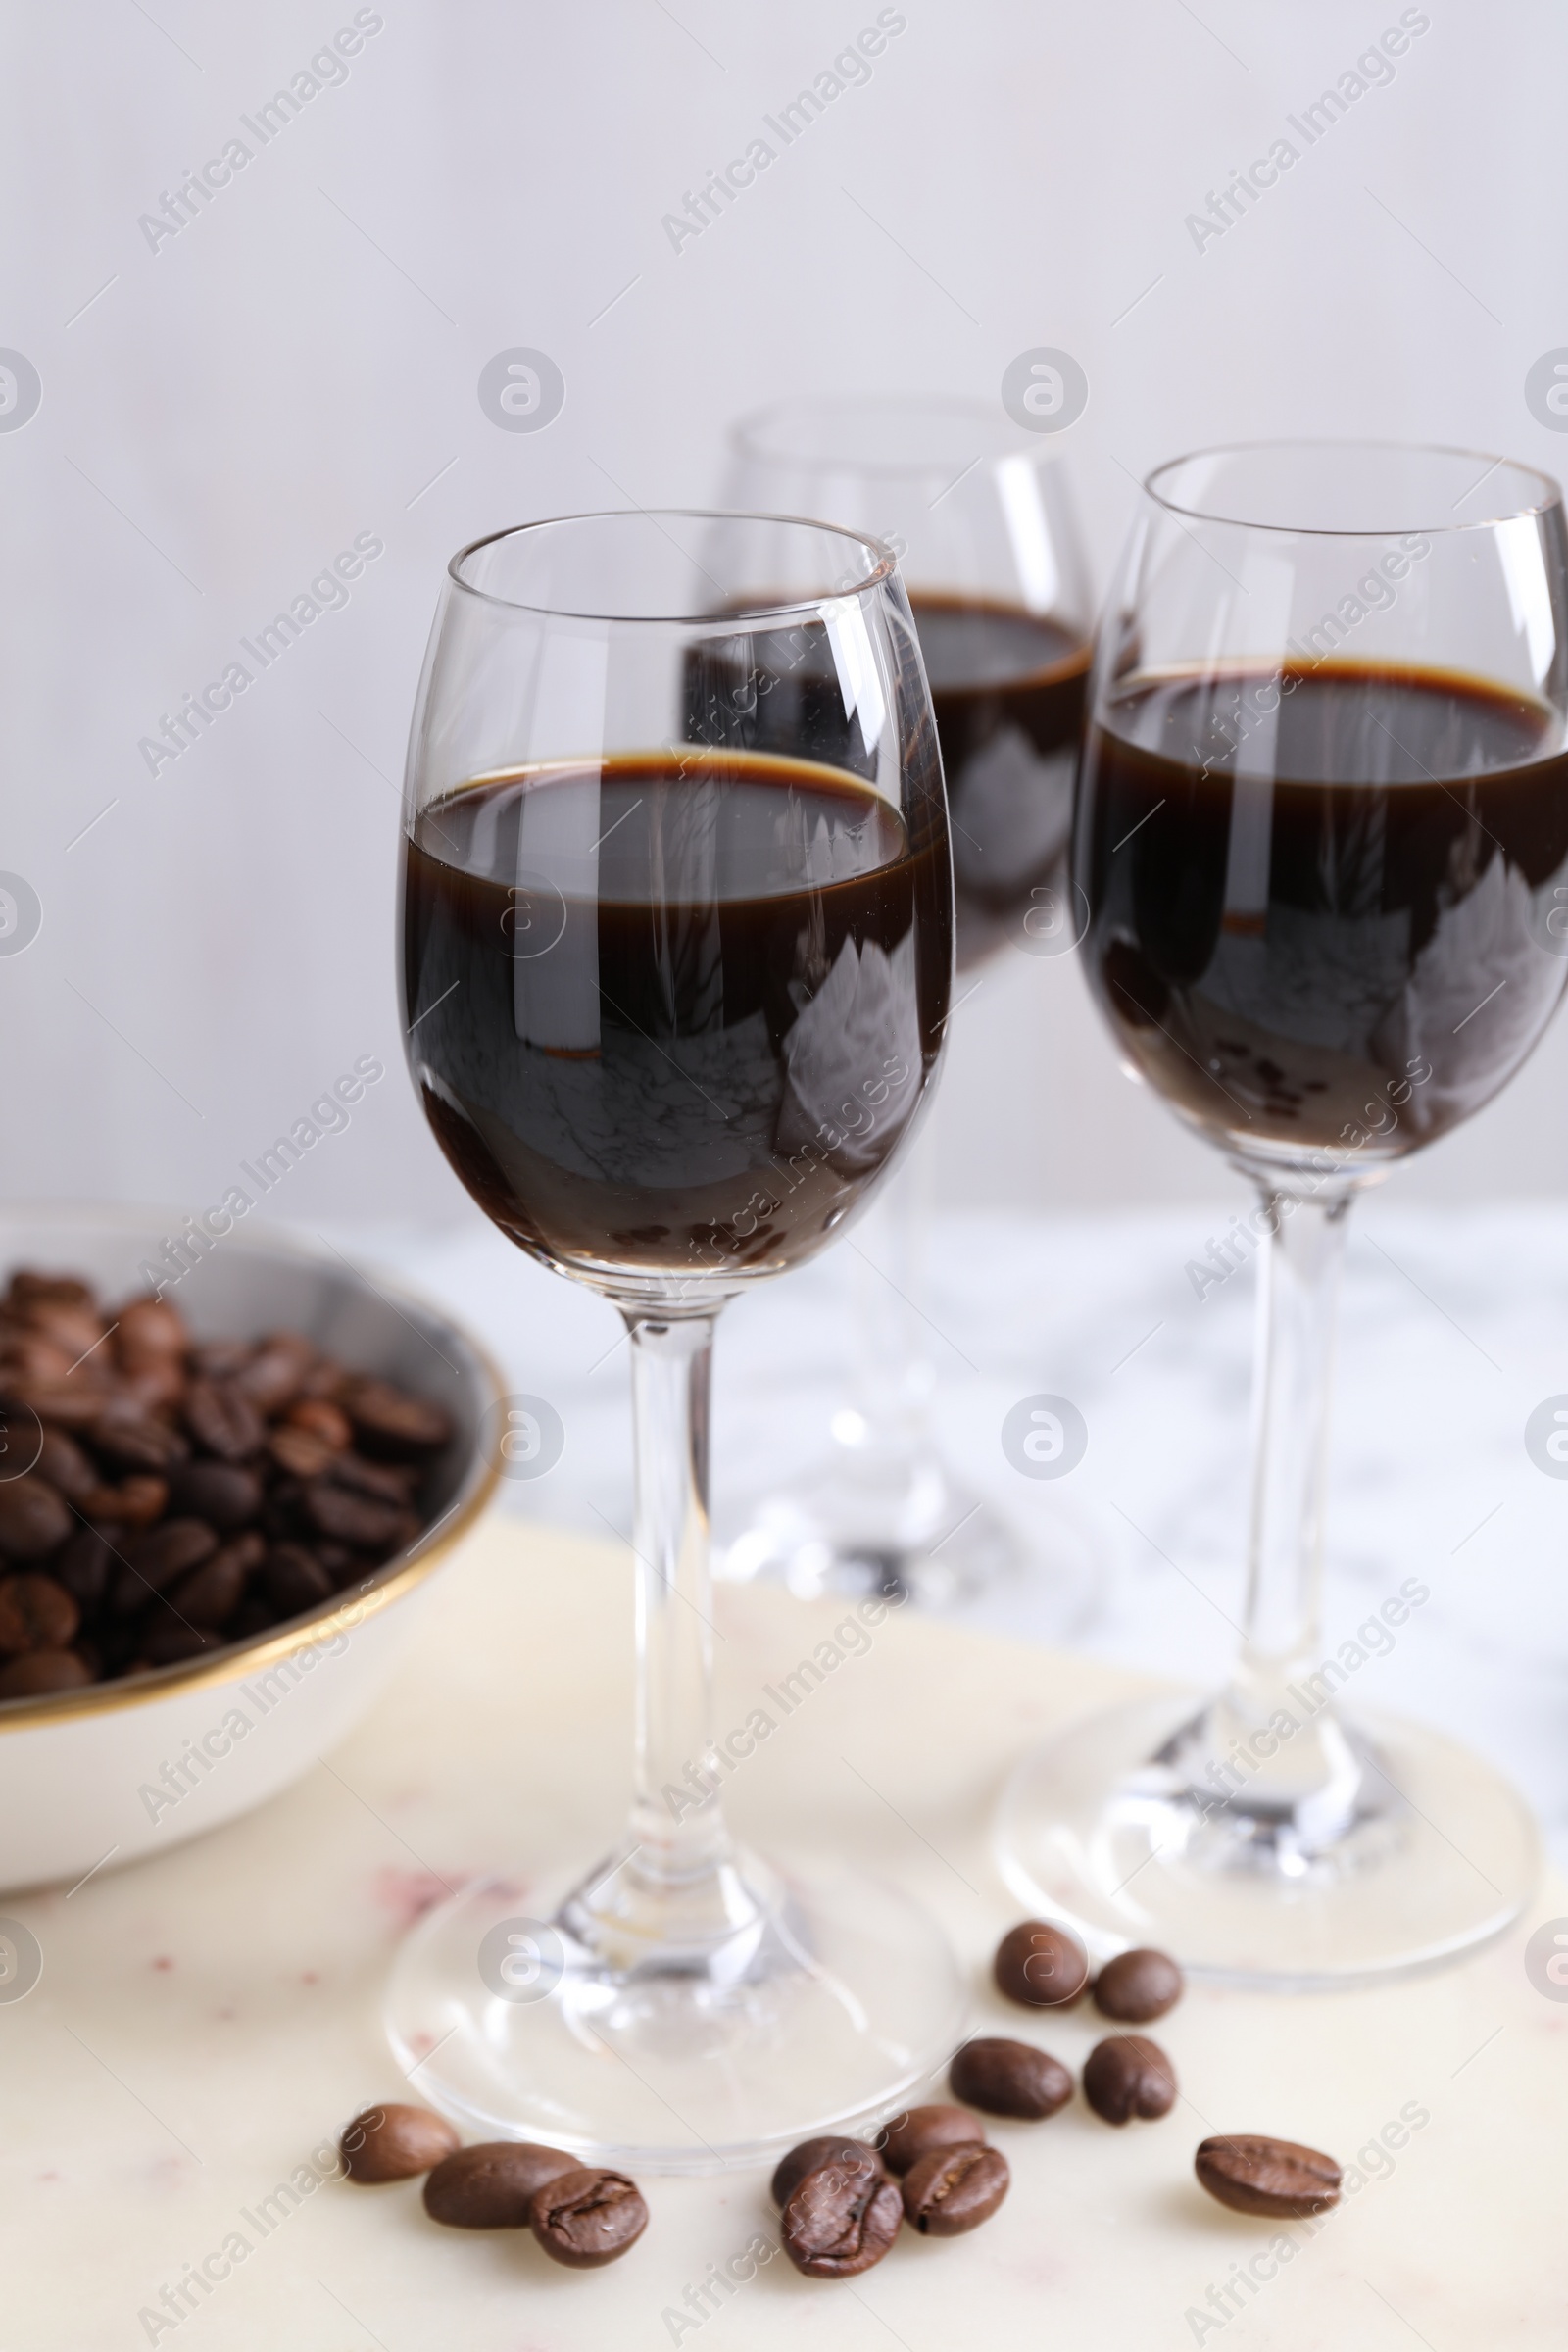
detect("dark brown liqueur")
(1075, 662), (1568, 1158)
(911, 596), (1090, 969)
(402, 752), (950, 1284)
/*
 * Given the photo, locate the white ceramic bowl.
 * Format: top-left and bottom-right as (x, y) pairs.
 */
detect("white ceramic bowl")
(0, 1206), (502, 1894)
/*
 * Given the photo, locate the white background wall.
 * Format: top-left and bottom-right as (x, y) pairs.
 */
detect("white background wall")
(3, 0), (1566, 1235)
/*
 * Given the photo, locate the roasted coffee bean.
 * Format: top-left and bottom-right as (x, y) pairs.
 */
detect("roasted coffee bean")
(531, 2168), (648, 2269)
(1093, 1947), (1184, 2024)
(192, 1339), (252, 1381)
(288, 1397), (352, 1450)
(423, 2140), (579, 2225)
(1083, 2035), (1177, 2126)
(121, 1357), (187, 1414)
(0, 1647), (93, 1699)
(341, 2102), (461, 2184)
(165, 1460), (263, 1531)
(35, 1429), (97, 1504)
(950, 2038), (1072, 2121)
(91, 1407), (187, 1472)
(328, 1452), (418, 1504)
(262, 1544), (334, 1615)
(8, 1271), (94, 1311)
(0, 1573), (80, 1654)
(0, 1474), (73, 1560)
(227, 1594), (279, 1642)
(900, 2142), (1009, 2236)
(168, 1544), (251, 1629)
(22, 1298), (105, 1358)
(184, 1379), (265, 1462)
(56, 1524), (114, 1610)
(268, 1426), (337, 1480)
(4, 1379), (101, 1430)
(113, 1519), (218, 1611)
(780, 2161), (903, 2278)
(771, 2137), (884, 2206)
(876, 2105), (985, 2177)
(345, 1379), (453, 1458)
(993, 1919), (1090, 2008)
(299, 1356), (349, 1401)
(84, 1474), (169, 1528)
(313, 1541), (356, 1586)
(302, 1479), (409, 1550)
(1195, 2135), (1342, 2218)
(141, 1621), (222, 1666)
(236, 1335), (316, 1414)
(115, 1298), (188, 1362)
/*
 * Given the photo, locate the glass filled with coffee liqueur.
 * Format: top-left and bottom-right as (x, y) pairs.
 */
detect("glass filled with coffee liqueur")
(996, 441), (1568, 1985)
(386, 510), (963, 2166)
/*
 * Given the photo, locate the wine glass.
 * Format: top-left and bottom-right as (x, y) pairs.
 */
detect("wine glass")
(386, 510), (963, 2167)
(720, 398), (1095, 1607)
(997, 440), (1568, 1984)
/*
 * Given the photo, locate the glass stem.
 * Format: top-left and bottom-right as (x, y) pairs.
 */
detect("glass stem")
(1188, 1180), (1362, 1832)
(624, 1310), (733, 1885)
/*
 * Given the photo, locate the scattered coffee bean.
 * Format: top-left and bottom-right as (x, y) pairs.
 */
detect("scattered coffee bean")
(341, 2103), (461, 2184)
(900, 2142), (1009, 2236)
(950, 2037), (1072, 2121)
(423, 2139), (577, 2224)
(1093, 1947), (1184, 2024)
(0, 1474), (73, 1561)
(780, 2161), (903, 2278)
(0, 1647), (92, 1699)
(531, 2168), (648, 2268)
(1083, 2035), (1177, 2126)
(993, 1919), (1089, 2009)
(1195, 2134), (1342, 2218)
(876, 2105), (984, 2177)
(0, 1573), (80, 1654)
(771, 2136), (883, 2206)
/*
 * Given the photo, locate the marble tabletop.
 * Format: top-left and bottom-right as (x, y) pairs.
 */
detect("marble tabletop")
(332, 1197), (1568, 1871)
(12, 1518), (1566, 2350)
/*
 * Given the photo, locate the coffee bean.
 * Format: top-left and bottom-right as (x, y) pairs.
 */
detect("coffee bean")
(1093, 1946), (1183, 2023)
(1083, 2035), (1177, 2125)
(950, 2038), (1072, 2121)
(116, 1297), (188, 1358)
(35, 1429), (97, 1505)
(165, 1460), (263, 1531)
(771, 2136), (883, 2206)
(269, 1425), (338, 1480)
(346, 1379), (454, 1459)
(168, 1544), (251, 1628)
(227, 1594), (279, 1642)
(531, 2168), (649, 2268)
(236, 1335), (317, 1415)
(993, 1918), (1089, 2008)
(329, 1452), (419, 1505)
(780, 2161), (903, 2278)
(192, 1339), (252, 1381)
(288, 1397), (353, 1450)
(340, 2102), (461, 2184)
(4, 1379), (101, 1430)
(184, 1379), (265, 1462)
(302, 1479), (410, 1550)
(91, 1406), (187, 1472)
(423, 2140), (579, 2225)
(8, 1271), (95, 1312)
(900, 2142), (1009, 2236)
(876, 2105), (984, 2177)
(262, 1544), (334, 1615)
(1195, 2134), (1342, 2218)
(0, 1573), (80, 1654)
(0, 1475), (73, 1561)
(56, 1524), (114, 1610)
(112, 1519), (218, 1612)
(86, 1475), (168, 1528)
(0, 1647), (93, 1699)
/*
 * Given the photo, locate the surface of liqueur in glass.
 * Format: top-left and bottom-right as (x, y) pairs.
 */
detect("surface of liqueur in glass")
(401, 749), (951, 1286)
(1075, 661), (1568, 1158)
(909, 595), (1091, 969)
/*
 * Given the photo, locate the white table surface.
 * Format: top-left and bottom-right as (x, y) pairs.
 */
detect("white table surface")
(323, 1197), (1568, 1874)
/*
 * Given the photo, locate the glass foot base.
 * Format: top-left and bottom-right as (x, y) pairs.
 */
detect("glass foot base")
(993, 1690), (1539, 1988)
(718, 1447), (1022, 1608)
(385, 1850), (966, 2173)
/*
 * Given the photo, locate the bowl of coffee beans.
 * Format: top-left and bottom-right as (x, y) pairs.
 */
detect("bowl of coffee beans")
(0, 1206), (503, 1892)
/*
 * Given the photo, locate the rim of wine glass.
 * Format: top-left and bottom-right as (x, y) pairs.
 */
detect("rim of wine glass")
(731, 393), (1046, 477)
(447, 509), (899, 625)
(1144, 437), (1563, 539)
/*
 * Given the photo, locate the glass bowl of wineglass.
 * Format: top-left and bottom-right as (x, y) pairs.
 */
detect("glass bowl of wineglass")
(386, 508), (965, 2167)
